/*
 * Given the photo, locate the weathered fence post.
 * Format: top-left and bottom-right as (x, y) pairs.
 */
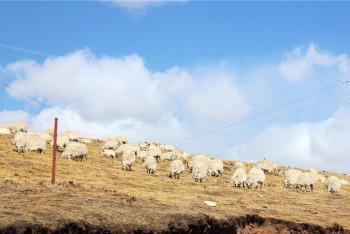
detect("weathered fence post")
(51, 117), (58, 185)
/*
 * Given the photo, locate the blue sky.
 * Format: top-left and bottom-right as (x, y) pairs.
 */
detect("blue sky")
(1, 1), (350, 173)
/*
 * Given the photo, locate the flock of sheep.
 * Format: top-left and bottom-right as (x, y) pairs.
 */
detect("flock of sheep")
(1, 122), (349, 194)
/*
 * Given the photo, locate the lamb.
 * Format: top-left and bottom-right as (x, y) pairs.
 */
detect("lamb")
(256, 160), (279, 174)
(121, 149), (136, 171)
(246, 167), (265, 189)
(169, 159), (185, 179)
(25, 135), (46, 154)
(282, 169), (302, 188)
(231, 167), (247, 188)
(62, 142), (88, 161)
(143, 156), (157, 174)
(325, 176), (342, 194)
(0, 127), (11, 135)
(11, 132), (27, 153)
(191, 160), (209, 182)
(8, 122), (28, 133)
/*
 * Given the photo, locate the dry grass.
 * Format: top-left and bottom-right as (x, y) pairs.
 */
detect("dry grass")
(0, 134), (349, 231)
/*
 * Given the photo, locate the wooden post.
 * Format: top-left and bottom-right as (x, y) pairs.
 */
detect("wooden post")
(51, 117), (58, 185)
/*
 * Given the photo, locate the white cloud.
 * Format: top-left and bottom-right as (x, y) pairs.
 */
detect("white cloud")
(233, 106), (350, 174)
(4, 49), (249, 143)
(278, 44), (350, 83)
(0, 110), (29, 124)
(106, 0), (185, 11)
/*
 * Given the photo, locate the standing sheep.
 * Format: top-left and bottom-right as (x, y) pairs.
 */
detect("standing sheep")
(282, 169), (302, 188)
(121, 149), (136, 171)
(26, 135), (46, 154)
(11, 132), (27, 153)
(191, 160), (209, 182)
(55, 135), (70, 152)
(325, 176), (342, 194)
(246, 167), (265, 189)
(8, 122), (28, 133)
(208, 159), (224, 176)
(231, 167), (247, 188)
(169, 159), (185, 179)
(62, 142), (88, 161)
(143, 156), (157, 174)
(256, 160), (279, 174)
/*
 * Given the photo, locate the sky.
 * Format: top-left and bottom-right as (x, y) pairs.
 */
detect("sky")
(0, 1), (350, 173)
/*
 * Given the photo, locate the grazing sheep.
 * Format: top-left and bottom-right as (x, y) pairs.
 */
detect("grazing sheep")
(25, 135), (46, 154)
(55, 135), (70, 152)
(160, 152), (176, 161)
(188, 155), (211, 172)
(326, 176), (342, 194)
(11, 132), (27, 153)
(282, 169), (302, 188)
(169, 159), (185, 179)
(143, 156), (157, 174)
(139, 142), (150, 151)
(101, 149), (117, 158)
(137, 150), (149, 161)
(0, 127), (11, 135)
(107, 135), (128, 144)
(62, 142), (88, 161)
(208, 159), (224, 176)
(231, 167), (247, 188)
(147, 148), (162, 162)
(116, 144), (140, 158)
(61, 131), (80, 142)
(102, 139), (120, 150)
(191, 160), (209, 182)
(256, 160), (279, 174)
(296, 172), (322, 192)
(246, 167), (265, 189)
(8, 122), (28, 133)
(121, 149), (136, 171)
(160, 144), (175, 153)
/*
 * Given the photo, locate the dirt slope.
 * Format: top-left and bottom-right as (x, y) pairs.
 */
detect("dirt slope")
(0, 135), (349, 233)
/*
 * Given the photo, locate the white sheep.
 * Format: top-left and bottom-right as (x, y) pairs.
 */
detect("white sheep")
(256, 160), (279, 174)
(54, 135), (70, 152)
(325, 176), (342, 194)
(40, 132), (53, 143)
(231, 167), (247, 188)
(62, 142), (88, 161)
(102, 139), (120, 150)
(107, 135), (128, 144)
(61, 131), (80, 142)
(143, 156), (157, 174)
(246, 167), (265, 189)
(160, 152), (176, 161)
(160, 144), (175, 153)
(78, 138), (93, 144)
(25, 135), (46, 154)
(208, 159), (224, 176)
(116, 144), (140, 158)
(147, 148), (162, 162)
(282, 169), (302, 188)
(169, 159), (185, 179)
(121, 149), (136, 171)
(296, 172), (322, 192)
(0, 127), (11, 135)
(191, 160), (209, 182)
(8, 122), (28, 133)
(101, 149), (117, 158)
(188, 155), (211, 172)
(11, 132), (27, 153)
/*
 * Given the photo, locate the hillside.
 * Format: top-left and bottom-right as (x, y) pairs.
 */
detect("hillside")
(0, 134), (349, 233)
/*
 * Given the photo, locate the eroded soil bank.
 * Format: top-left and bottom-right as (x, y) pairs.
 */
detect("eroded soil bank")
(0, 215), (347, 234)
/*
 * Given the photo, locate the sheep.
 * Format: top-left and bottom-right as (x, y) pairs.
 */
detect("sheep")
(0, 127), (11, 135)
(160, 144), (175, 153)
(8, 122), (28, 133)
(101, 149), (117, 158)
(143, 156), (157, 174)
(116, 144), (140, 158)
(246, 167), (265, 189)
(160, 152), (176, 161)
(231, 167), (247, 188)
(191, 160), (209, 182)
(139, 142), (150, 151)
(282, 169), (302, 188)
(256, 160), (279, 174)
(169, 159), (185, 179)
(11, 132), (27, 153)
(102, 139), (120, 150)
(25, 135), (46, 154)
(325, 176), (342, 194)
(61, 131), (80, 142)
(62, 142), (88, 161)
(107, 135), (128, 144)
(208, 159), (224, 176)
(137, 150), (149, 161)
(78, 138), (93, 144)
(147, 148), (162, 162)
(40, 132), (53, 143)
(188, 155), (211, 172)
(121, 149), (136, 171)
(296, 172), (322, 192)
(54, 135), (70, 152)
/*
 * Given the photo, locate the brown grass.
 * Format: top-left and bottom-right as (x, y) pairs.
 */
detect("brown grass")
(0, 134), (349, 232)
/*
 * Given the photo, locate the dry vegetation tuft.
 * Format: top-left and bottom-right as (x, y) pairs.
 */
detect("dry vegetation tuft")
(0, 135), (349, 232)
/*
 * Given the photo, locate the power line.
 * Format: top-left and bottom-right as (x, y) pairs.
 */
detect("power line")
(172, 79), (346, 144)
(0, 43), (50, 57)
(177, 92), (350, 147)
